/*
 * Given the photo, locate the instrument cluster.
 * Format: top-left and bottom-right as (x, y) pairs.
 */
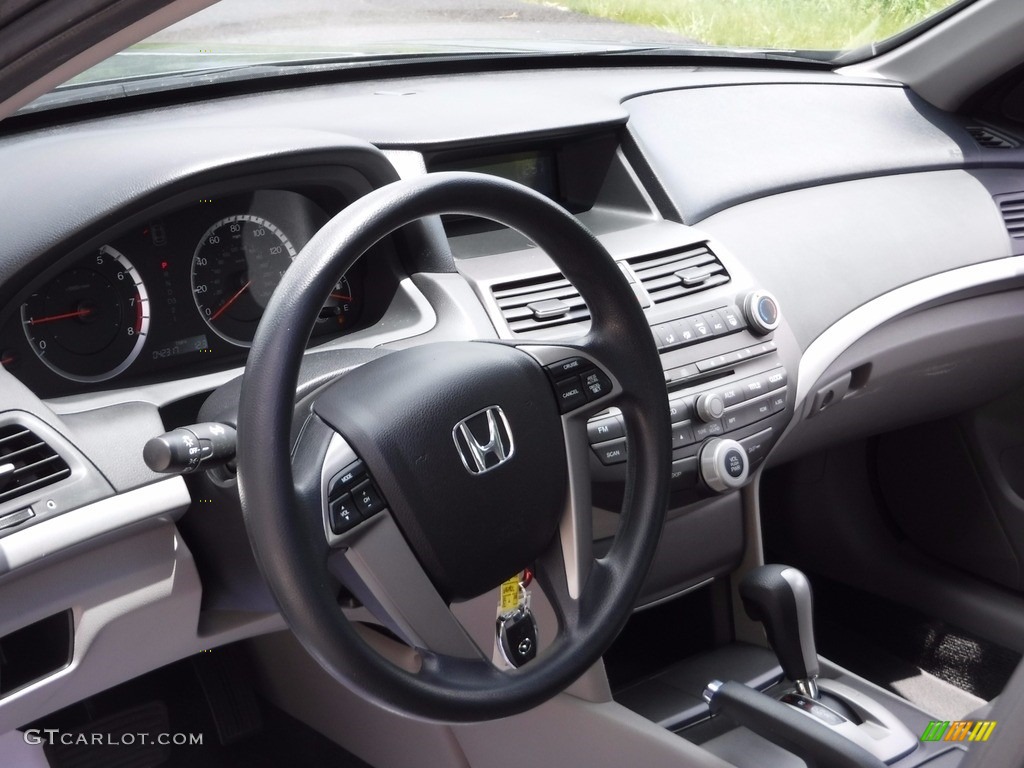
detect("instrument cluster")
(0, 188), (368, 397)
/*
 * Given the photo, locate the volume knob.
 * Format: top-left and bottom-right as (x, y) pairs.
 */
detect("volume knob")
(699, 438), (749, 493)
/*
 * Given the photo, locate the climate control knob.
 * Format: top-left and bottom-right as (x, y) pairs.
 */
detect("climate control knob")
(743, 290), (780, 335)
(695, 392), (726, 422)
(699, 438), (750, 493)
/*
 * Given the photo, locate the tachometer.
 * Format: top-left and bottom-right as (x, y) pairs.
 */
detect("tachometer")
(191, 215), (297, 346)
(21, 245), (149, 382)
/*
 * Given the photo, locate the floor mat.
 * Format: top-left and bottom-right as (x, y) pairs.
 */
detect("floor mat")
(810, 576), (1020, 716)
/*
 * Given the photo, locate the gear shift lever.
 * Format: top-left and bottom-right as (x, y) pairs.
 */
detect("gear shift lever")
(739, 564), (820, 699)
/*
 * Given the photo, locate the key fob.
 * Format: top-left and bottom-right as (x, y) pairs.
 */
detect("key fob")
(497, 607), (538, 668)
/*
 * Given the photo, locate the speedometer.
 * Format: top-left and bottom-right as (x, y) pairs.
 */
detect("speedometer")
(190, 215), (298, 346)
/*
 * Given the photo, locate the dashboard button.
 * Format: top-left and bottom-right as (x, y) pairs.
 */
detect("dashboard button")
(721, 384), (745, 407)
(769, 390), (788, 413)
(668, 395), (693, 422)
(655, 323), (682, 348)
(555, 376), (587, 412)
(742, 376), (768, 399)
(690, 315), (712, 339)
(587, 415), (624, 443)
(766, 368), (788, 391)
(593, 439), (627, 465)
(670, 457), (698, 489)
(740, 428), (774, 464)
(671, 421), (695, 449)
(671, 317), (698, 344)
(702, 310), (729, 336)
(692, 419), (723, 441)
(721, 307), (744, 331)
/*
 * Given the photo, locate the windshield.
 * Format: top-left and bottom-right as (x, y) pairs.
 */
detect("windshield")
(33, 0), (968, 101)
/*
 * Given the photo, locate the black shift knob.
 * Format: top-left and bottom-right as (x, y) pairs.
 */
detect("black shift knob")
(740, 565), (820, 695)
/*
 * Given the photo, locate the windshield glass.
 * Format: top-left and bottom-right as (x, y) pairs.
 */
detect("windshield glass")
(37, 0), (967, 96)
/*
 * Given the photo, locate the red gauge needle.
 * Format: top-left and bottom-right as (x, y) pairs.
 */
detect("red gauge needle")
(27, 308), (92, 325)
(1, 356), (13, 366)
(330, 292), (352, 301)
(210, 280), (251, 321)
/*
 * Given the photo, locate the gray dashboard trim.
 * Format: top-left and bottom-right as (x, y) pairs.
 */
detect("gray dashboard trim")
(794, 255), (1024, 408)
(0, 476), (189, 577)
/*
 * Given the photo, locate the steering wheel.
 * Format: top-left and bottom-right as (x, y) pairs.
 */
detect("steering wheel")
(236, 172), (671, 722)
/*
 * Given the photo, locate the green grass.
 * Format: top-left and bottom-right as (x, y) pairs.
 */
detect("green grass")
(535, 0), (956, 50)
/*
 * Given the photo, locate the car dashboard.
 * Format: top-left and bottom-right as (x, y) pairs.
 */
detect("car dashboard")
(1, 61), (1024, 741)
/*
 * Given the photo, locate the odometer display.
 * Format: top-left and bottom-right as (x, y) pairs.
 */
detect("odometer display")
(191, 215), (297, 346)
(21, 246), (149, 382)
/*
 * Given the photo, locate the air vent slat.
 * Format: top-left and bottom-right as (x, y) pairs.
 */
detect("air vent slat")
(998, 194), (1024, 238)
(627, 243), (730, 305)
(0, 424), (71, 504)
(491, 272), (591, 335)
(490, 242), (730, 336)
(967, 126), (1019, 149)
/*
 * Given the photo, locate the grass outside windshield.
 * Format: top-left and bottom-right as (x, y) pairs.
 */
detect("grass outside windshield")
(535, 0), (960, 50)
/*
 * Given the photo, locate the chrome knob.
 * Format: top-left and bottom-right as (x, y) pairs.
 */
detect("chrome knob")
(743, 290), (780, 335)
(695, 392), (725, 422)
(699, 438), (749, 492)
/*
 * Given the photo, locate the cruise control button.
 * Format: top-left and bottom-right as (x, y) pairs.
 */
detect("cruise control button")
(555, 376), (587, 412)
(593, 439), (627, 465)
(588, 415), (624, 443)
(351, 480), (386, 517)
(581, 368), (613, 400)
(329, 494), (362, 534)
(547, 357), (588, 378)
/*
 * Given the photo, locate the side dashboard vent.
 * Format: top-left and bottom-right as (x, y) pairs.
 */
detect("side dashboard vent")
(492, 273), (589, 334)
(628, 244), (730, 304)
(967, 126), (1018, 149)
(0, 425), (71, 505)
(998, 194), (1024, 239)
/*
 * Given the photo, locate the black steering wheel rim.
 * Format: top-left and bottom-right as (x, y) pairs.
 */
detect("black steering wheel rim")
(237, 172), (670, 721)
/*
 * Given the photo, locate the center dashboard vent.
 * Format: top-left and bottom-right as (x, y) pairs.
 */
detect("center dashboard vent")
(0, 425), (71, 505)
(626, 244), (730, 304)
(491, 243), (730, 335)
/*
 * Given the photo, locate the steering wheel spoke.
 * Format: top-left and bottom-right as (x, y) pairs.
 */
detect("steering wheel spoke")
(326, 512), (485, 660)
